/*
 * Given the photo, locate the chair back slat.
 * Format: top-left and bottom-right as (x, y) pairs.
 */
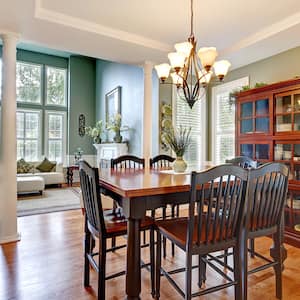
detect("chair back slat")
(189, 164), (249, 249)
(79, 160), (106, 235)
(111, 155), (145, 169)
(226, 156), (257, 169)
(248, 162), (289, 233)
(150, 155), (175, 168)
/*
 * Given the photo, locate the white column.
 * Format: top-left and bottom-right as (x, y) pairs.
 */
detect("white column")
(0, 32), (20, 244)
(142, 61), (153, 168)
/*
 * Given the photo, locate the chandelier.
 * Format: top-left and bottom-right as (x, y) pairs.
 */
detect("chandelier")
(155, 0), (231, 109)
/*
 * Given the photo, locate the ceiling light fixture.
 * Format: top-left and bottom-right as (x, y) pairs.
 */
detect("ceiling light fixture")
(155, 0), (231, 109)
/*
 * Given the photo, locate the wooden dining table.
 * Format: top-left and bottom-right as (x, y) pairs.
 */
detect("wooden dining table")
(98, 166), (211, 300)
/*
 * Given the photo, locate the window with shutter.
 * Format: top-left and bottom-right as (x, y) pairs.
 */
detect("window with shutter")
(173, 87), (206, 168)
(211, 77), (249, 164)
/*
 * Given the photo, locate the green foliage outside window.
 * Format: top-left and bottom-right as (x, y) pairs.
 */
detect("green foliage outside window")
(46, 67), (66, 106)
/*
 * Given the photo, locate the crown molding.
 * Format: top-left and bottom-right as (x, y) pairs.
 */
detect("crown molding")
(221, 11), (300, 56)
(34, 0), (171, 53)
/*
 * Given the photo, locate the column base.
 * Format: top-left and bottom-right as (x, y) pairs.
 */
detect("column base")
(0, 232), (21, 244)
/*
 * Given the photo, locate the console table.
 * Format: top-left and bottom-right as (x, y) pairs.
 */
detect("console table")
(66, 165), (79, 186)
(93, 143), (128, 167)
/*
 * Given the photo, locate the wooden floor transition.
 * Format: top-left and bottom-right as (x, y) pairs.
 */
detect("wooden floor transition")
(1, 210), (300, 300)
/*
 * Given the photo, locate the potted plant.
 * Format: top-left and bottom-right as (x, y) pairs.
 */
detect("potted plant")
(85, 120), (104, 144)
(106, 113), (129, 143)
(162, 125), (191, 172)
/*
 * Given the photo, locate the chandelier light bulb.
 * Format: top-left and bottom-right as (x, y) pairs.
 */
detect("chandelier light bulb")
(155, 63), (171, 82)
(174, 42), (193, 58)
(171, 72), (184, 87)
(213, 60), (231, 81)
(198, 47), (218, 71)
(168, 52), (186, 72)
(198, 70), (212, 85)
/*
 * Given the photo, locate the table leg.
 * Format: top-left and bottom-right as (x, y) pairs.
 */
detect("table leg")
(126, 217), (141, 300)
(67, 168), (74, 186)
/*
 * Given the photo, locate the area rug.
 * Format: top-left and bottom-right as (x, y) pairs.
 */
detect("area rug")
(17, 187), (81, 217)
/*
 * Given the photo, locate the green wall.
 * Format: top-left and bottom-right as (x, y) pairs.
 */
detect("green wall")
(95, 59), (144, 156)
(68, 56), (96, 155)
(207, 45), (300, 160)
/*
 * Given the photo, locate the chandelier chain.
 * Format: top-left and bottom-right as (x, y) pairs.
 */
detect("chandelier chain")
(190, 0), (194, 37)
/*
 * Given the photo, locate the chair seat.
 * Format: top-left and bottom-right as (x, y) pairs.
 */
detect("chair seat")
(156, 216), (234, 251)
(88, 209), (154, 238)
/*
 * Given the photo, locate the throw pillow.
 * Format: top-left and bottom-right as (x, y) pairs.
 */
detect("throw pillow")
(17, 159), (34, 174)
(36, 158), (56, 173)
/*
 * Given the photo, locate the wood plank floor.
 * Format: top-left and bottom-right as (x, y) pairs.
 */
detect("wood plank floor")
(1, 210), (300, 300)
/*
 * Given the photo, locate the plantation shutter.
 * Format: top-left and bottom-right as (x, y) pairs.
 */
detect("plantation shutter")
(173, 88), (206, 168)
(212, 77), (249, 164)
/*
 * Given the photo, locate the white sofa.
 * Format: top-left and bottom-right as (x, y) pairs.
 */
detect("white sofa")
(17, 162), (64, 193)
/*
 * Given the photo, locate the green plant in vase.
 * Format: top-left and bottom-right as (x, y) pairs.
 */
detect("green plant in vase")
(106, 113), (129, 143)
(85, 120), (104, 144)
(162, 125), (191, 172)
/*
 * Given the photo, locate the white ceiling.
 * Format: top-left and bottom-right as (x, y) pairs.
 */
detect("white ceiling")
(1, 0), (300, 69)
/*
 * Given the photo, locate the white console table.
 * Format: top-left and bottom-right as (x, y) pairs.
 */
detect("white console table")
(93, 143), (128, 167)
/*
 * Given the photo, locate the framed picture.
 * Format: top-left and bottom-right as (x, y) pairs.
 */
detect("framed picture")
(105, 86), (121, 124)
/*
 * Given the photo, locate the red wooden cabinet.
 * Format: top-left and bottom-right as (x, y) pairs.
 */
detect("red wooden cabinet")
(236, 78), (300, 247)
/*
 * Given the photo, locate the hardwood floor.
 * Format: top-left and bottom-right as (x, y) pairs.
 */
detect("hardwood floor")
(1, 210), (300, 299)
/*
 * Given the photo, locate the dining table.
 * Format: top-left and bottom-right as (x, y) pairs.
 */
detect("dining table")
(98, 165), (212, 300)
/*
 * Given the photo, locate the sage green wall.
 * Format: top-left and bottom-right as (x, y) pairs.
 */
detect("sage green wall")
(207, 46), (300, 160)
(95, 59), (144, 156)
(68, 56), (96, 155)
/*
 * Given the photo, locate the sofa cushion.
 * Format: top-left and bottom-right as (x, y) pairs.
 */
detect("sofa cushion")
(36, 158), (56, 172)
(17, 159), (34, 174)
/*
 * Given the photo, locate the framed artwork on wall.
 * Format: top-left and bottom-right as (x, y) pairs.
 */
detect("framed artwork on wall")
(105, 86), (121, 124)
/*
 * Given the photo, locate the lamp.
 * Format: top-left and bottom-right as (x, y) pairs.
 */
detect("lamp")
(155, 0), (231, 109)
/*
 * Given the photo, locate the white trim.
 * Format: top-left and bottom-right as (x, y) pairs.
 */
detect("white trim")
(66, 154), (96, 168)
(0, 233), (21, 245)
(44, 110), (67, 164)
(34, 0), (171, 53)
(211, 77), (249, 164)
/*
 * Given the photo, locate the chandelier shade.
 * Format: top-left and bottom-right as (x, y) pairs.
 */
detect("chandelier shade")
(155, 0), (231, 109)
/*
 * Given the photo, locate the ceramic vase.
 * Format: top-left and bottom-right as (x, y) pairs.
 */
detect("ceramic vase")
(93, 136), (101, 144)
(113, 130), (123, 143)
(173, 156), (187, 173)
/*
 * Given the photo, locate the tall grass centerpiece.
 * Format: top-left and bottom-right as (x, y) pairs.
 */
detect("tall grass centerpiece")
(162, 125), (191, 172)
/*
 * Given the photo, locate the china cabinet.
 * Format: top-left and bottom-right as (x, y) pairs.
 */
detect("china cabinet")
(236, 78), (300, 247)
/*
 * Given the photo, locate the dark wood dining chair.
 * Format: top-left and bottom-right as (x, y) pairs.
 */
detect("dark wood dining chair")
(150, 154), (178, 257)
(155, 164), (249, 300)
(225, 156), (258, 260)
(111, 155), (145, 169)
(79, 160), (155, 299)
(246, 162), (289, 299)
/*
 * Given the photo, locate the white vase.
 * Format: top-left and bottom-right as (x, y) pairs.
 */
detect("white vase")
(173, 156), (187, 173)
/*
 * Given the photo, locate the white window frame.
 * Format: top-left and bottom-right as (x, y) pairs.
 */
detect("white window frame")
(172, 86), (207, 167)
(45, 66), (68, 107)
(44, 110), (67, 164)
(16, 108), (42, 161)
(211, 76), (249, 164)
(16, 61), (43, 105)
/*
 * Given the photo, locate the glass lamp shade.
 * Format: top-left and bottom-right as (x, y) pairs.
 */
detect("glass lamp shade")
(171, 72), (184, 86)
(213, 60), (231, 80)
(198, 70), (212, 85)
(168, 52), (186, 70)
(174, 42), (193, 57)
(155, 63), (171, 81)
(197, 47), (218, 70)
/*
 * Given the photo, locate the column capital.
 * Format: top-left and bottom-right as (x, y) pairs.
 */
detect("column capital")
(0, 30), (20, 43)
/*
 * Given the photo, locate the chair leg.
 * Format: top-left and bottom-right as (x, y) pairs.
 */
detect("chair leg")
(155, 232), (162, 300)
(98, 238), (106, 300)
(224, 249), (228, 266)
(185, 252), (193, 300)
(111, 237), (116, 252)
(273, 232), (283, 299)
(84, 230), (91, 287)
(143, 230), (147, 246)
(171, 205), (175, 256)
(198, 255), (206, 287)
(233, 236), (248, 300)
(249, 238), (255, 258)
(162, 207), (167, 258)
(150, 228), (155, 298)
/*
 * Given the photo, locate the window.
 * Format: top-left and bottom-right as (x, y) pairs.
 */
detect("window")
(211, 77), (249, 164)
(46, 66), (67, 106)
(16, 62), (42, 104)
(45, 111), (66, 163)
(16, 109), (41, 161)
(173, 87), (206, 167)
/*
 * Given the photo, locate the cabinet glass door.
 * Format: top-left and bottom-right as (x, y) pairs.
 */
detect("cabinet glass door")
(285, 190), (300, 234)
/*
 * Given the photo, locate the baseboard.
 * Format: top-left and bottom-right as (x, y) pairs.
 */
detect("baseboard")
(0, 232), (21, 244)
